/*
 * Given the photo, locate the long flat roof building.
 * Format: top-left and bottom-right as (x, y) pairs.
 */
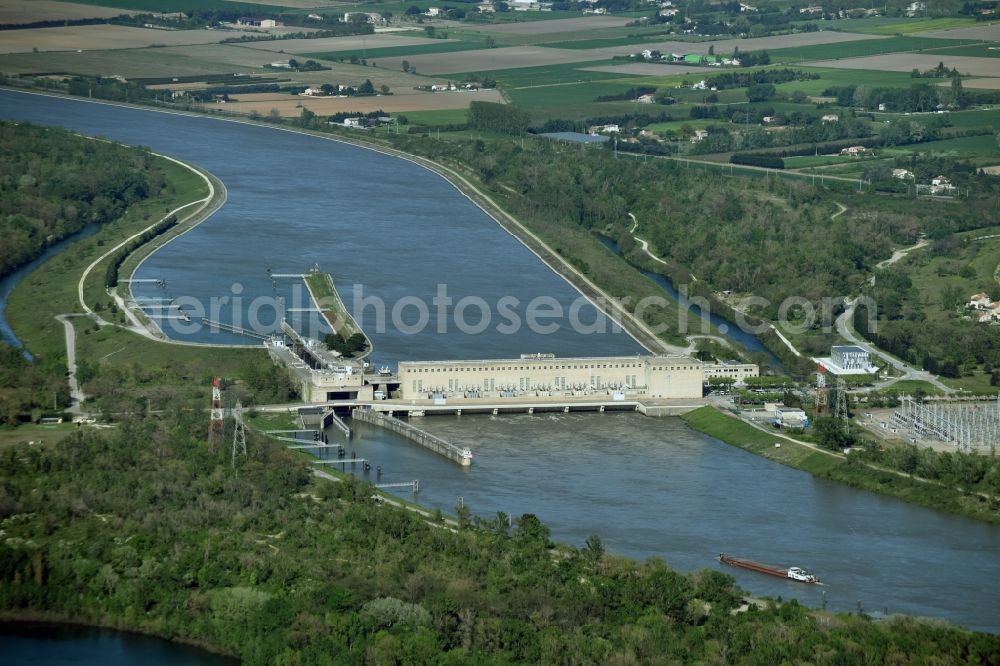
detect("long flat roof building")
(397, 355), (705, 400)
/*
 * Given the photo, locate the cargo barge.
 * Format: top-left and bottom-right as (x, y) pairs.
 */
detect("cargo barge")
(718, 553), (819, 584)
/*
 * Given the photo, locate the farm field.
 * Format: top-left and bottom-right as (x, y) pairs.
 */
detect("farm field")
(801, 17), (976, 35)
(0, 24), (230, 53)
(307, 39), (489, 62)
(960, 78), (1000, 89)
(922, 24), (1000, 41)
(223, 87), (502, 116)
(783, 154), (876, 169)
(579, 30), (886, 61)
(347, 30), (886, 77)
(923, 44), (1000, 59)
(582, 62), (731, 76)
(368, 45), (598, 76)
(884, 135), (1000, 158)
(873, 108), (1000, 129)
(803, 54), (1000, 78)
(67, 0), (291, 11)
(0, 45), (261, 77)
(457, 16), (632, 35)
(239, 33), (447, 55)
(0, 0), (134, 23)
(400, 108), (469, 125)
(769, 67), (916, 96)
(766, 36), (971, 63)
(464, 61), (623, 87)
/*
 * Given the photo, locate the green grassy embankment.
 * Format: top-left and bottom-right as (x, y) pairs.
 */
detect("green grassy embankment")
(681, 406), (841, 473)
(7, 155), (263, 406)
(683, 406), (1000, 523)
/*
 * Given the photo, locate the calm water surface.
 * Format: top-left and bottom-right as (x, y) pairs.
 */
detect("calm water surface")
(0, 90), (641, 364)
(329, 412), (1000, 633)
(0, 622), (235, 665)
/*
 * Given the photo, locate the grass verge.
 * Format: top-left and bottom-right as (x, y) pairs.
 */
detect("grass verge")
(683, 406), (1000, 523)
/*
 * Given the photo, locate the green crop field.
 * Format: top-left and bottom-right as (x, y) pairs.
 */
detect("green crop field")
(923, 44), (1000, 59)
(886, 134), (1000, 157)
(401, 108), (470, 126)
(784, 154), (870, 169)
(644, 118), (715, 133)
(773, 67), (917, 95)
(767, 37), (973, 63)
(306, 40), (487, 63)
(809, 16), (977, 35)
(872, 109), (1000, 130)
(452, 60), (621, 87)
(507, 80), (640, 108)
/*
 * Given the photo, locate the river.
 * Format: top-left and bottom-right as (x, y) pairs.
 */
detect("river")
(0, 226), (99, 358)
(597, 235), (783, 369)
(0, 622), (235, 665)
(2, 90), (999, 634)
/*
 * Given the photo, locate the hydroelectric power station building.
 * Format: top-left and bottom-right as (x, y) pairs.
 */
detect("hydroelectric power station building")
(396, 354), (704, 400)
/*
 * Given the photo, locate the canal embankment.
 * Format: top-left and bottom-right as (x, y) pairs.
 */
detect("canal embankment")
(302, 270), (371, 359)
(682, 406), (1000, 524)
(351, 408), (473, 467)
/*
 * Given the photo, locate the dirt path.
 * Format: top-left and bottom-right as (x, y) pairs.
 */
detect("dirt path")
(54, 314), (87, 414)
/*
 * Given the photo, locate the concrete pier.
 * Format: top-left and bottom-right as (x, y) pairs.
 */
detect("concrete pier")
(352, 408), (473, 466)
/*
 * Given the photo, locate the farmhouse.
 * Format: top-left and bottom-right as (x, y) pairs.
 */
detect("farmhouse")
(821, 114), (839, 123)
(892, 168), (914, 180)
(691, 129), (709, 142)
(968, 293), (1000, 322)
(637, 93), (655, 104)
(237, 17), (281, 28)
(588, 124), (620, 134)
(840, 145), (868, 157)
(930, 175), (957, 195)
(969, 293), (993, 310)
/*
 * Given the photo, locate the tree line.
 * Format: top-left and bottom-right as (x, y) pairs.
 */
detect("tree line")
(0, 122), (163, 279)
(1, 411), (998, 663)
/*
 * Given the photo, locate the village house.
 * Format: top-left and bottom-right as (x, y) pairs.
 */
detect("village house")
(659, 7), (680, 16)
(892, 168), (914, 180)
(588, 124), (620, 135)
(691, 129), (709, 142)
(969, 293), (993, 310)
(821, 114), (839, 123)
(637, 93), (656, 104)
(930, 175), (957, 195)
(905, 1), (927, 17)
(762, 116), (778, 124)
(840, 145), (868, 157)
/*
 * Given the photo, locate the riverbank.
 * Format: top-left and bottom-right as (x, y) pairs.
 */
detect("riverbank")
(4, 147), (266, 414)
(682, 406), (1000, 524)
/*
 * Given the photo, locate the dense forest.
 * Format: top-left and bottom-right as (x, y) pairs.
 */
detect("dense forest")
(0, 122), (163, 278)
(389, 132), (999, 315)
(2, 413), (999, 664)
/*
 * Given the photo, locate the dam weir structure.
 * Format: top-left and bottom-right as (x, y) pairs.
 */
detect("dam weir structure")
(352, 408), (473, 467)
